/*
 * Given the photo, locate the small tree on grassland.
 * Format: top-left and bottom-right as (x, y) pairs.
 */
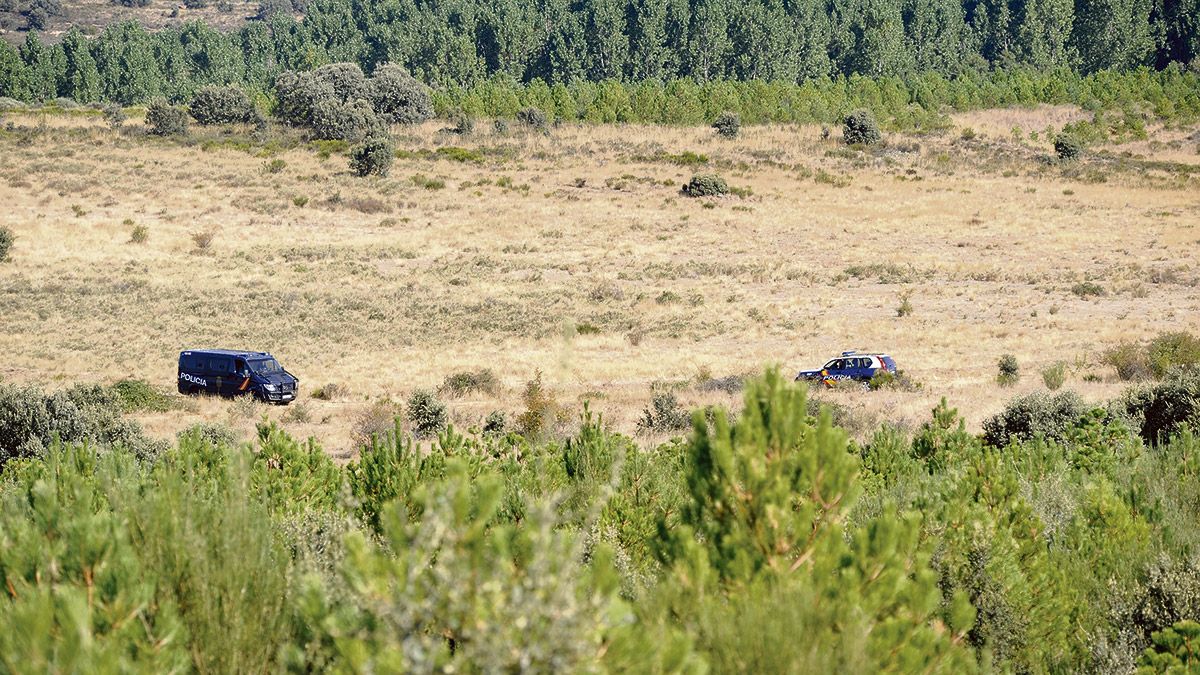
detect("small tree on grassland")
(349, 135), (395, 177)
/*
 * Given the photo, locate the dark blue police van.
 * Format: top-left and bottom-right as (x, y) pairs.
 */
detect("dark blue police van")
(178, 349), (299, 404)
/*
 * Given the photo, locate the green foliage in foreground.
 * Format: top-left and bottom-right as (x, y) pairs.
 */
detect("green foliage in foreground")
(2, 370), (1200, 672)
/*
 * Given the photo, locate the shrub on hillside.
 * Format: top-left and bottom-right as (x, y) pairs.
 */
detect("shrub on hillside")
(997, 354), (1020, 386)
(310, 97), (382, 142)
(1106, 341), (1153, 380)
(1042, 362), (1067, 390)
(112, 379), (173, 413)
(516, 106), (548, 132)
(315, 62), (369, 104)
(712, 111), (740, 138)
(177, 421), (238, 447)
(0, 226), (13, 262)
(682, 173), (728, 197)
(982, 390), (1088, 447)
(439, 369), (500, 398)
(348, 134), (395, 177)
(102, 103), (126, 130)
(515, 371), (565, 441)
(1120, 368), (1200, 445)
(255, 0), (292, 18)
(367, 64), (433, 125)
(0, 382), (164, 468)
(447, 110), (474, 135)
(636, 392), (690, 434)
(1054, 133), (1083, 161)
(189, 85), (256, 125)
(843, 108), (881, 145)
(1148, 332), (1200, 378)
(274, 70), (334, 127)
(1105, 332), (1200, 381)
(352, 399), (401, 448)
(406, 389), (447, 439)
(145, 99), (188, 136)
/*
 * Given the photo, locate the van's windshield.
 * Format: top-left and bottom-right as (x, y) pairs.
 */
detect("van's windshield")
(249, 358), (282, 374)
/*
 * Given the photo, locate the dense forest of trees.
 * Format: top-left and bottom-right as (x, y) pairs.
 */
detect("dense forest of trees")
(0, 0), (1198, 108)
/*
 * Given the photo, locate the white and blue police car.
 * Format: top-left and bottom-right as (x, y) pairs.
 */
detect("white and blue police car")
(795, 351), (897, 387)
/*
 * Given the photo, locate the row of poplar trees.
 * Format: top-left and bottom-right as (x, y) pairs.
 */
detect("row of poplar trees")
(0, 0), (1197, 104)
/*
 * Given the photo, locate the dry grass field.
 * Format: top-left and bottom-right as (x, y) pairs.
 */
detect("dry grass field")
(1, 107), (1198, 456)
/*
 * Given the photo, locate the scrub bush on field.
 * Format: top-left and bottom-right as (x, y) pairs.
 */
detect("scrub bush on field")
(111, 378), (172, 412)
(515, 371), (567, 441)
(1054, 133), (1083, 160)
(102, 103), (126, 130)
(712, 111), (740, 138)
(310, 97), (382, 142)
(406, 389), (447, 438)
(997, 353), (1020, 386)
(145, 99), (188, 136)
(367, 64), (433, 125)
(176, 421), (238, 447)
(276, 63), (427, 137)
(439, 369), (499, 397)
(0, 382), (164, 468)
(1106, 332), (1200, 381)
(682, 173), (728, 197)
(0, 226), (13, 262)
(188, 85), (256, 125)
(636, 392), (690, 433)
(843, 109), (882, 145)
(981, 390), (1089, 447)
(516, 106), (548, 131)
(1042, 362), (1068, 390)
(348, 134), (395, 177)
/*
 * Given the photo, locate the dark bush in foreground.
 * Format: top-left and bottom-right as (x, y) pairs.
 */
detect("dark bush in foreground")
(349, 135), (395, 177)
(843, 108), (881, 145)
(0, 226), (13, 262)
(1054, 133), (1083, 161)
(682, 174), (728, 197)
(1121, 368), (1200, 444)
(189, 85), (256, 125)
(145, 99), (188, 136)
(712, 111), (740, 138)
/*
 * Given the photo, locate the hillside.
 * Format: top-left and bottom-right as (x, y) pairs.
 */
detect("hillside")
(1, 105), (1196, 453)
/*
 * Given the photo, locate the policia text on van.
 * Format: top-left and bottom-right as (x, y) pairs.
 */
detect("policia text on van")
(178, 350), (299, 404)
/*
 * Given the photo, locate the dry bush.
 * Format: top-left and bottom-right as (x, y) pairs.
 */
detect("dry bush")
(191, 228), (217, 252)
(352, 399), (401, 448)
